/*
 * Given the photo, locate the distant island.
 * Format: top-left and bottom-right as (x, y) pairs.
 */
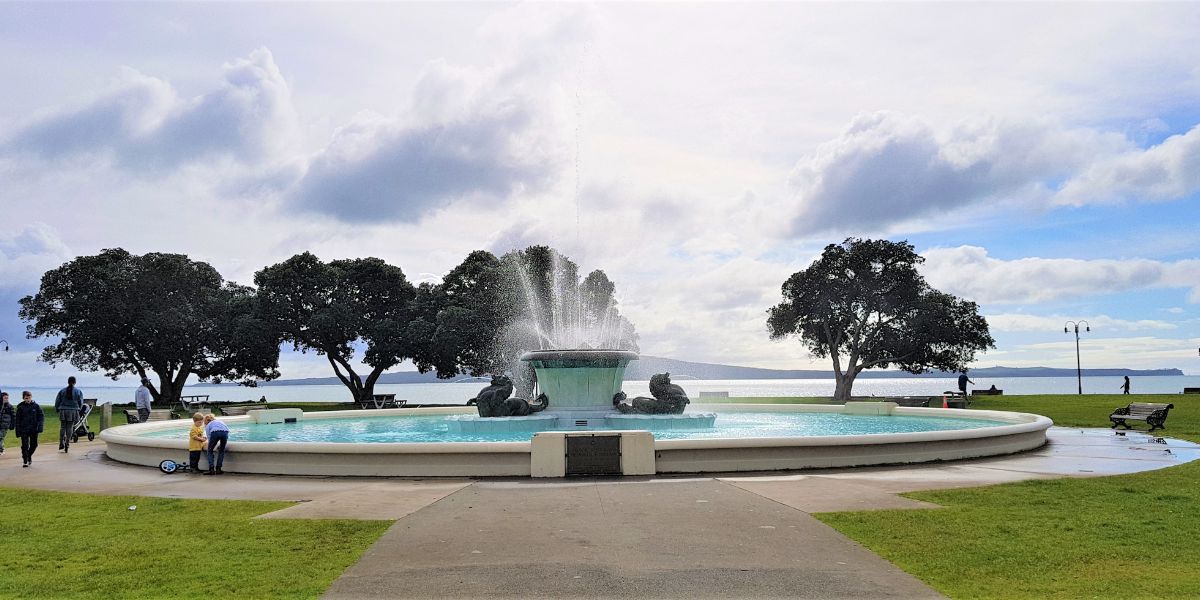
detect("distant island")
(212, 356), (1183, 387)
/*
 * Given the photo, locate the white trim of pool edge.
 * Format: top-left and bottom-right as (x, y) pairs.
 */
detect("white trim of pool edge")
(99, 404), (1052, 477)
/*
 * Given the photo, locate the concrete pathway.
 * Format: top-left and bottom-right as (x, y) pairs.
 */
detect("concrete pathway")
(322, 479), (944, 599)
(3, 428), (1197, 599)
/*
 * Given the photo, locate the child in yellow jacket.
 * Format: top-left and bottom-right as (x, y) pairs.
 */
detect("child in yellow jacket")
(188, 413), (207, 473)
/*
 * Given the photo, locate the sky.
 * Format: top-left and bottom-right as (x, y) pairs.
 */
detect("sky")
(1, 2), (1199, 387)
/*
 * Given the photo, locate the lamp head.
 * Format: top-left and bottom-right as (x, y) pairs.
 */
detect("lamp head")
(1064, 327), (1068, 333)
(1085, 326), (1090, 332)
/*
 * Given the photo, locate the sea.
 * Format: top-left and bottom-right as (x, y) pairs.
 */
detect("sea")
(8, 375), (1200, 406)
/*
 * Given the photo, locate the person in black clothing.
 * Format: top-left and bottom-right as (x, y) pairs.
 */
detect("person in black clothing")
(0, 392), (14, 455)
(957, 372), (974, 396)
(55, 376), (83, 452)
(1121, 376), (1131, 395)
(14, 391), (44, 467)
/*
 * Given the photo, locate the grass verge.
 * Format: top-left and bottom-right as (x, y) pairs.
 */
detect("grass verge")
(0, 487), (390, 600)
(816, 393), (1200, 599)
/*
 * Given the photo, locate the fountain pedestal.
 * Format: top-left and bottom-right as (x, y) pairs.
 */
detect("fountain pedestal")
(447, 349), (716, 435)
(521, 349), (639, 412)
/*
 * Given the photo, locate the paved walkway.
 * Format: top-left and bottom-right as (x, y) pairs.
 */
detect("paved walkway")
(3, 428), (1197, 599)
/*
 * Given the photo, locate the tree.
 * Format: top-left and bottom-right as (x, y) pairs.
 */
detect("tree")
(410, 250), (520, 379)
(255, 253), (420, 404)
(18, 249), (281, 407)
(767, 238), (994, 402)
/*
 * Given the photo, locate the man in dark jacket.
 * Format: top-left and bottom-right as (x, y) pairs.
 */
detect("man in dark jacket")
(54, 376), (83, 452)
(15, 390), (44, 467)
(0, 391), (14, 454)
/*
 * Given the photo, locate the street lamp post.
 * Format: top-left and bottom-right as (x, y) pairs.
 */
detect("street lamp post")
(1063, 321), (1090, 395)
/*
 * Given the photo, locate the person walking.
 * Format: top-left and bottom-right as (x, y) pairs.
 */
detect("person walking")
(54, 376), (83, 452)
(15, 391), (44, 467)
(0, 392), (14, 455)
(135, 378), (154, 423)
(957, 372), (974, 396)
(203, 414), (229, 475)
(1121, 376), (1131, 395)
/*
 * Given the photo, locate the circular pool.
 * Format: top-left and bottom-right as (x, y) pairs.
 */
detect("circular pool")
(101, 403), (1052, 477)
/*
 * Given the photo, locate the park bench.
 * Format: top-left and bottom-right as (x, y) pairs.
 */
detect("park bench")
(1184, 387), (1200, 394)
(1109, 402), (1174, 431)
(177, 395), (211, 412)
(357, 394), (407, 409)
(940, 391), (968, 409)
(971, 388), (1003, 396)
(124, 409), (175, 424)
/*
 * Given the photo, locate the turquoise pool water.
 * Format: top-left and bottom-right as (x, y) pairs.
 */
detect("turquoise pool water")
(137, 412), (1005, 443)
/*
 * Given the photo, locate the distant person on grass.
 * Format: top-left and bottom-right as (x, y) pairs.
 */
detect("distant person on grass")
(54, 376), (83, 452)
(203, 414), (229, 475)
(1121, 376), (1131, 395)
(15, 391), (43, 467)
(135, 378), (153, 423)
(0, 392), (14, 455)
(958, 372), (974, 396)
(188, 413), (207, 473)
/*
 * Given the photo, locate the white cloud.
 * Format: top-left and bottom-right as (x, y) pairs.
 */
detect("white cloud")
(0, 223), (72, 289)
(985, 313), (1176, 333)
(1055, 123), (1200, 206)
(786, 112), (1132, 235)
(0, 48), (298, 172)
(285, 5), (591, 223)
(923, 245), (1200, 304)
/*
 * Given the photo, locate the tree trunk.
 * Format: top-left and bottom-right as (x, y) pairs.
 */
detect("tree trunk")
(157, 376), (181, 410)
(832, 371), (858, 403)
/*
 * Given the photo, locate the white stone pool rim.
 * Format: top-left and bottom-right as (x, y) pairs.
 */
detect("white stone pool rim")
(100, 404), (1052, 477)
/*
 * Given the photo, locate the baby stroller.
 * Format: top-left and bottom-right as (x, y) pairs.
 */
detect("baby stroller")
(70, 403), (96, 443)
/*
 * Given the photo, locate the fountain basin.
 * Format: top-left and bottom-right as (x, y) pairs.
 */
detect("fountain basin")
(521, 349), (638, 412)
(101, 404), (1052, 477)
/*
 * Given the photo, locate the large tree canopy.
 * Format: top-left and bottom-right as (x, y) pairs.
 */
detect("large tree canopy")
(410, 250), (519, 379)
(767, 238), (994, 401)
(254, 253), (420, 404)
(18, 249), (281, 406)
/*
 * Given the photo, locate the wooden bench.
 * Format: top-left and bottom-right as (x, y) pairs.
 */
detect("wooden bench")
(177, 395), (211, 412)
(1184, 387), (1200, 394)
(1110, 402), (1174, 431)
(941, 391), (968, 409)
(357, 394), (407, 409)
(124, 409), (175, 424)
(971, 389), (1003, 396)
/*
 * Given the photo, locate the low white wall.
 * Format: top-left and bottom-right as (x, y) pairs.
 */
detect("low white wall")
(100, 404), (1052, 477)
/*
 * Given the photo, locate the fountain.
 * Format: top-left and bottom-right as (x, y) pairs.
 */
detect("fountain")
(448, 250), (716, 434)
(101, 251), (1052, 477)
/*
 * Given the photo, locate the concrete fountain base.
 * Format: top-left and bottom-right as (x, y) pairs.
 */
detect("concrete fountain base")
(100, 404), (1052, 477)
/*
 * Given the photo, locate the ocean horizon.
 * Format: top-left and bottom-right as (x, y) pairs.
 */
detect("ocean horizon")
(7, 375), (1199, 406)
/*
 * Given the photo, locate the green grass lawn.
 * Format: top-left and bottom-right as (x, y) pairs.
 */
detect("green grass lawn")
(817, 393), (1200, 599)
(0, 487), (390, 600)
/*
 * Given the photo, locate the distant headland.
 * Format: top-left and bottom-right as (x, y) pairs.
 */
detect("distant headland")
(225, 356), (1184, 387)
